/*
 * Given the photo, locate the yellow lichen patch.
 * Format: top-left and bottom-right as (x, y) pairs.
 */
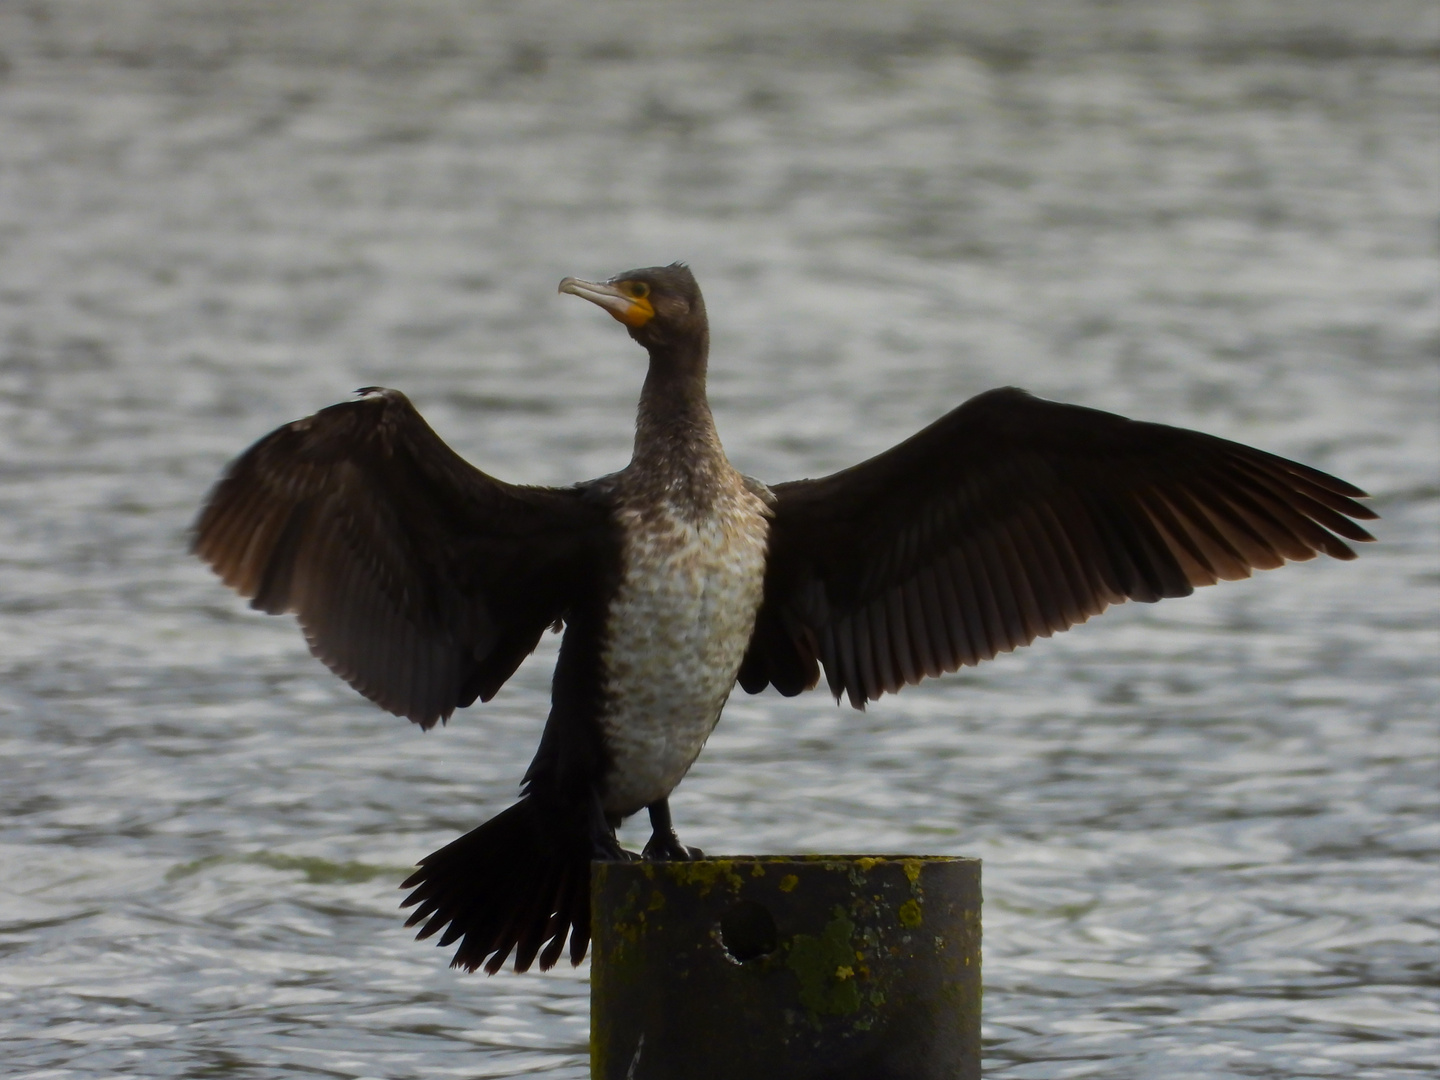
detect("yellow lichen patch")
(664, 859), (744, 895)
(902, 858), (923, 885)
(779, 874), (799, 893)
(647, 890), (666, 912)
(897, 898), (923, 928)
(856, 857), (881, 872)
(750, 863), (765, 877)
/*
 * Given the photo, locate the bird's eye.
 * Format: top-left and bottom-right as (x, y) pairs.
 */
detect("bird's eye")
(625, 281), (650, 299)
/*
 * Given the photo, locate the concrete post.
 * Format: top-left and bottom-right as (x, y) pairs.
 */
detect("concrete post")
(591, 855), (981, 1080)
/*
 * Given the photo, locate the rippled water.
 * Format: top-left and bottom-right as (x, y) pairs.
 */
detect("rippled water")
(1, 2), (1436, 1077)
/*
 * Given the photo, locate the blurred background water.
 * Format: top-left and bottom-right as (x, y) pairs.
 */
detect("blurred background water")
(0, 2), (1436, 1077)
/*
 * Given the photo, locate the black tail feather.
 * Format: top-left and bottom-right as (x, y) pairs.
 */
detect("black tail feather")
(400, 796), (591, 974)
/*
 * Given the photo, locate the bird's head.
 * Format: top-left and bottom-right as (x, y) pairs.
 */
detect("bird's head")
(559, 263), (706, 354)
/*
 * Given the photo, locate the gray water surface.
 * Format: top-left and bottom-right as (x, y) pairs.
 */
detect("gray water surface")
(1, 2), (1437, 1077)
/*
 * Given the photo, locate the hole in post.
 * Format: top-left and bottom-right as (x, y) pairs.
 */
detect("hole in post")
(718, 901), (778, 963)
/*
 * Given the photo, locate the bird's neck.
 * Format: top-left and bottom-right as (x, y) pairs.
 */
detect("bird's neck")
(629, 333), (730, 505)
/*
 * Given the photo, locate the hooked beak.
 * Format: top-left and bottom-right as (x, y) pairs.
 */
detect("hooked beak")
(558, 277), (655, 328)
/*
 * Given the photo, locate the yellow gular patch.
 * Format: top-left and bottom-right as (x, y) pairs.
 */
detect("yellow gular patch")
(613, 296), (655, 328)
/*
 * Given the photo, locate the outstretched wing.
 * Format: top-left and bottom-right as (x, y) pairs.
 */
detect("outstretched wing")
(738, 387), (1377, 708)
(193, 388), (609, 727)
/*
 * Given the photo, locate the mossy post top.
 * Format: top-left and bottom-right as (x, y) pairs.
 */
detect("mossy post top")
(591, 855), (981, 1080)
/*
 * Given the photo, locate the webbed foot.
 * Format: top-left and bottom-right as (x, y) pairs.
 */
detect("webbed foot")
(642, 831), (703, 861)
(641, 798), (704, 861)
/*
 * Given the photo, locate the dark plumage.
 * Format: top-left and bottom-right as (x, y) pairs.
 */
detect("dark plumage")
(193, 262), (1376, 974)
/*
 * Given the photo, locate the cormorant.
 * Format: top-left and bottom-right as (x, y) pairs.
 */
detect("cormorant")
(193, 263), (1376, 974)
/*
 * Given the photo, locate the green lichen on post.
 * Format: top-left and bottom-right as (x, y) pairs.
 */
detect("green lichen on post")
(785, 911), (862, 1016)
(597, 868), (646, 953)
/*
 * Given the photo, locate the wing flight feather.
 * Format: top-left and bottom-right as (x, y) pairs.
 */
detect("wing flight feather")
(738, 388), (1377, 707)
(194, 389), (606, 727)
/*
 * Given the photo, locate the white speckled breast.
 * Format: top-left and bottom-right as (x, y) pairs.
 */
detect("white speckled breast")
(598, 482), (770, 817)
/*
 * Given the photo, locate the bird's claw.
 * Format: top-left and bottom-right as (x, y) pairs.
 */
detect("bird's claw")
(642, 830), (703, 861)
(589, 828), (639, 863)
